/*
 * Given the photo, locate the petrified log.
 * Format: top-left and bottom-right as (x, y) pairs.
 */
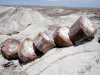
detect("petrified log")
(18, 38), (37, 63)
(34, 32), (56, 53)
(1, 38), (20, 60)
(68, 16), (97, 45)
(53, 26), (73, 47)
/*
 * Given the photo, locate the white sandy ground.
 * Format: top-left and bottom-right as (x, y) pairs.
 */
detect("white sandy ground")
(0, 6), (100, 75)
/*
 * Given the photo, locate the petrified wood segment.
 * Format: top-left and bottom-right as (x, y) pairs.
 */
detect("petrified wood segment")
(1, 38), (20, 60)
(68, 16), (97, 45)
(34, 32), (56, 53)
(18, 38), (37, 63)
(53, 26), (73, 47)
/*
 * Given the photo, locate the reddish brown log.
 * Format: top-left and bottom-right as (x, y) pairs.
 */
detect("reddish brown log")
(1, 38), (20, 60)
(18, 38), (37, 63)
(34, 32), (56, 53)
(68, 16), (97, 45)
(53, 26), (73, 47)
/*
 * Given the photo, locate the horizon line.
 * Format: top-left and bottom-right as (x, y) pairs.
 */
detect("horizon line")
(0, 4), (100, 9)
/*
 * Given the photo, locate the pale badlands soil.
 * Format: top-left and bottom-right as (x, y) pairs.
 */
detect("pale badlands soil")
(0, 6), (100, 75)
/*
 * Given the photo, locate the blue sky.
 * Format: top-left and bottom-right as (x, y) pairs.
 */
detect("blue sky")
(0, 0), (100, 8)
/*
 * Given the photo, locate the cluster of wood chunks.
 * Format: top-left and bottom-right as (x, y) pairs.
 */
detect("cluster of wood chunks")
(0, 16), (97, 63)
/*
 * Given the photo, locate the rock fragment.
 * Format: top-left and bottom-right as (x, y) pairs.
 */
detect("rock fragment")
(1, 38), (20, 60)
(68, 16), (97, 45)
(18, 38), (37, 63)
(34, 32), (56, 53)
(53, 26), (73, 47)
